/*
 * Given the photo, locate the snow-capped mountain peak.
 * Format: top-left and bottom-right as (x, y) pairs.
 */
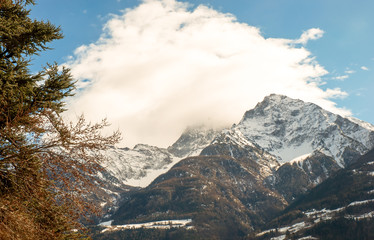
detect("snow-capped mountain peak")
(235, 94), (374, 166)
(167, 125), (220, 158)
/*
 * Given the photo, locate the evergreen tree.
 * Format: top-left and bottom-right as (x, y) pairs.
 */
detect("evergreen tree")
(0, 0), (120, 239)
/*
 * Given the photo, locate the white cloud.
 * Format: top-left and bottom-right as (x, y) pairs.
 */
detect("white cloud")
(361, 66), (369, 71)
(345, 69), (355, 74)
(333, 75), (349, 80)
(293, 28), (324, 45)
(66, 0), (349, 147)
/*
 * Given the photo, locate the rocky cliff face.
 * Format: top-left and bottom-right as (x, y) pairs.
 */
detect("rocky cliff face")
(265, 151), (341, 202)
(257, 148), (374, 240)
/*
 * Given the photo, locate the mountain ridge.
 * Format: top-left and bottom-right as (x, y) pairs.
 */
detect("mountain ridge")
(93, 94), (374, 239)
(236, 94), (374, 166)
(96, 94), (374, 190)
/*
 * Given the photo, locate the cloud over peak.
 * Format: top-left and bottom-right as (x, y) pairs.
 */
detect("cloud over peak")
(66, 0), (349, 147)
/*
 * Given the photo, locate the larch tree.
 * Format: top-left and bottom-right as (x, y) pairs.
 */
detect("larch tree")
(0, 0), (121, 239)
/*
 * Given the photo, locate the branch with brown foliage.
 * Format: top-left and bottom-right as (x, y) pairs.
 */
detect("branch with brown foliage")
(0, 1), (122, 239)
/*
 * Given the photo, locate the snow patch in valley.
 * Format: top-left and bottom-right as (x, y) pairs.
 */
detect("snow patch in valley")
(304, 199), (374, 219)
(258, 199), (374, 238)
(257, 221), (307, 238)
(347, 199), (374, 207)
(279, 221), (306, 234)
(100, 219), (193, 233)
(98, 220), (114, 227)
(346, 211), (374, 220)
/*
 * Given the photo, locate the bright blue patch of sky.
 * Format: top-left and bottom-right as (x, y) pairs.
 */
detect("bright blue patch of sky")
(30, 0), (373, 124)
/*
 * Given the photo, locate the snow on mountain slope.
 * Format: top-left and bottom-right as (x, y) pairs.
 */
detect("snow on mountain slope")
(100, 127), (219, 188)
(168, 125), (220, 158)
(101, 144), (179, 187)
(97, 94), (374, 189)
(235, 94), (374, 166)
(206, 127), (280, 177)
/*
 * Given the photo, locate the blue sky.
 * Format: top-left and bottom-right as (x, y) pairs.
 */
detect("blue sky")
(30, 0), (373, 146)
